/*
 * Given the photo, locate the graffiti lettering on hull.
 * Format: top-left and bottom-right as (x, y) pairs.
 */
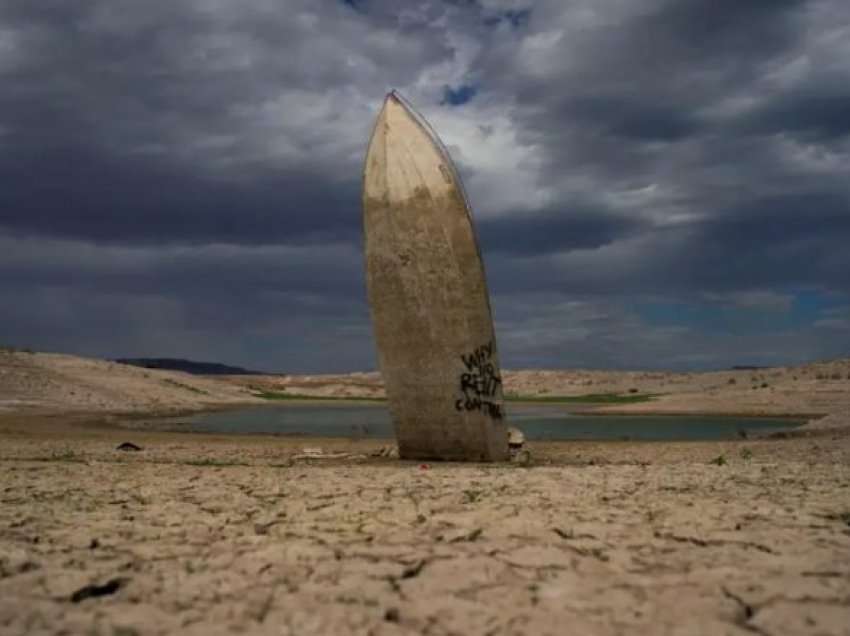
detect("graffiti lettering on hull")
(454, 340), (504, 419)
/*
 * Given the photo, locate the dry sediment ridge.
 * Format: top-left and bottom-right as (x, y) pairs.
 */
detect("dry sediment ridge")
(0, 350), (261, 414)
(2, 349), (850, 424)
(222, 358), (850, 421)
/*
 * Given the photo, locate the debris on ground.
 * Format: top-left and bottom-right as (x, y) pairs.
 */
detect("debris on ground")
(291, 449), (367, 461)
(371, 445), (399, 458)
(115, 442), (142, 452)
(512, 449), (532, 466)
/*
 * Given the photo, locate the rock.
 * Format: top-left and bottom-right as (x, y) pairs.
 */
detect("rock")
(512, 449), (532, 466)
(384, 607), (400, 623)
(507, 427), (526, 461)
(507, 427), (525, 449)
(70, 577), (128, 603)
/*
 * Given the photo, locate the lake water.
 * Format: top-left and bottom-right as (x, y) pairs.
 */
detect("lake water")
(173, 403), (805, 441)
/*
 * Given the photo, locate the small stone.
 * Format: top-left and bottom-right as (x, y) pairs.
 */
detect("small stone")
(507, 427), (525, 448)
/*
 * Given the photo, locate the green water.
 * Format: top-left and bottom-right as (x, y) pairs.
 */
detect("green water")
(173, 403), (804, 441)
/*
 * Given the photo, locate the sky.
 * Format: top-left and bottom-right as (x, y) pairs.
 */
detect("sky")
(1, 0), (849, 373)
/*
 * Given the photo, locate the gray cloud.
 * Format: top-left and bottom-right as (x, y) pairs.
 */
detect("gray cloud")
(1, 0), (848, 370)
(0, 144), (362, 245)
(744, 92), (850, 140)
(479, 204), (645, 255)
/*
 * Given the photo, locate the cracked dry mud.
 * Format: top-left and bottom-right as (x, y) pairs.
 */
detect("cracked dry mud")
(1, 421), (849, 635)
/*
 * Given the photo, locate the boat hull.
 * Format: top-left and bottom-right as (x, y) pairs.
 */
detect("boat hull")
(362, 92), (509, 461)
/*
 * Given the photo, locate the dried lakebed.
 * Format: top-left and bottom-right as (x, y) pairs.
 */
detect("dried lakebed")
(1, 422), (848, 636)
(156, 403), (805, 441)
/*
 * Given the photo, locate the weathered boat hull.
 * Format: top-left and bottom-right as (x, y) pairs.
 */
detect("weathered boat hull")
(362, 91), (509, 461)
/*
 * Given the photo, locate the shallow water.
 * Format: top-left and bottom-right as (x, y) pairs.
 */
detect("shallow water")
(174, 403), (804, 441)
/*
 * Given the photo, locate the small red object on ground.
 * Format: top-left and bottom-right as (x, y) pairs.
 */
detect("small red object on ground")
(419, 464), (430, 470)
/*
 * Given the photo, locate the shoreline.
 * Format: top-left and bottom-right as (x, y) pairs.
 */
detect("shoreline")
(0, 401), (835, 445)
(1, 406), (847, 463)
(137, 398), (829, 420)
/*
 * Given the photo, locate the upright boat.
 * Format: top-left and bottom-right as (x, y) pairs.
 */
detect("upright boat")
(362, 91), (509, 461)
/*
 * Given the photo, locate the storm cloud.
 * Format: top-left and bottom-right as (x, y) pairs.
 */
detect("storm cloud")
(1, 0), (848, 371)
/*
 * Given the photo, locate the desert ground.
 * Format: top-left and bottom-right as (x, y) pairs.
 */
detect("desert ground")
(1, 349), (849, 635)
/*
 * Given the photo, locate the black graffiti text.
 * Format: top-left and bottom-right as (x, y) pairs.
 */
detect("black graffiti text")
(454, 340), (504, 419)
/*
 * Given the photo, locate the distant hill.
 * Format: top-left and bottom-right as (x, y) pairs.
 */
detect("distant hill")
(0, 351), (262, 413)
(115, 358), (261, 375)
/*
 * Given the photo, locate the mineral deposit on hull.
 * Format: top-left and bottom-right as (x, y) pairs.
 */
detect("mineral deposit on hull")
(363, 91), (509, 461)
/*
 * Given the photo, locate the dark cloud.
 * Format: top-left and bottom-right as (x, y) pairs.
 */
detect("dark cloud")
(743, 92), (850, 140)
(483, 8), (531, 29)
(672, 193), (850, 293)
(633, 0), (805, 58)
(479, 206), (644, 255)
(0, 141), (361, 245)
(0, 0), (453, 245)
(1, 0), (848, 370)
(0, 236), (366, 300)
(554, 96), (701, 142)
